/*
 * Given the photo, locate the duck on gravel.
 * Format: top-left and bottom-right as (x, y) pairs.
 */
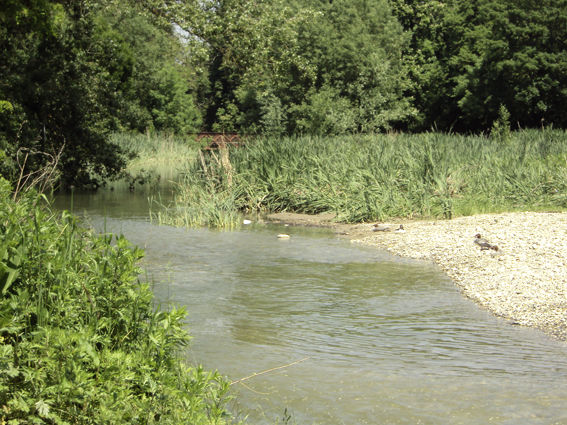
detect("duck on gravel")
(373, 224), (391, 232)
(474, 233), (498, 251)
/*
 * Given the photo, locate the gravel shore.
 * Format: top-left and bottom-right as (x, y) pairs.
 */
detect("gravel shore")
(351, 212), (567, 341)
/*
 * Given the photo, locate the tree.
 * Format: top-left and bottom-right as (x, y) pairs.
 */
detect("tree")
(453, 0), (567, 130)
(391, 0), (567, 131)
(389, 0), (448, 130)
(183, 0), (317, 133)
(287, 0), (415, 134)
(94, 5), (202, 134)
(149, 65), (202, 133)
(0, 0), (202, 187)
(167, 0), (415, 134)
(0, 0), (132, 187)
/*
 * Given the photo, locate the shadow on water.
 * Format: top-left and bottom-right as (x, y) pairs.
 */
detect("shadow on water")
(51, 168), (567, 425)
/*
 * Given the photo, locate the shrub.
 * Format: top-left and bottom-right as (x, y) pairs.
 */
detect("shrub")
(0, 178), (233, 424)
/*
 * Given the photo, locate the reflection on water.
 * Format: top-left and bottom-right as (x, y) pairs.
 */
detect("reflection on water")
(50, 164), (179, 219)
(52, 179), (567, 425)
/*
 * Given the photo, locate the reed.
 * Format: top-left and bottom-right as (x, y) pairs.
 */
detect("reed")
(0, 179), (235, 424)
(165, 128), (567, 225)
(154, 148), (243, 228)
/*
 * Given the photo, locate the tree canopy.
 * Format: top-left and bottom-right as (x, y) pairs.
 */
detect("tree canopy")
(2, 0), (567, 186)
(0, 0), (200, 187)
(392, 0), (567, 131)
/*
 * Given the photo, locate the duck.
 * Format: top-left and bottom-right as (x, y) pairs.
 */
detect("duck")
(394, 225), (406, 233)
(474, 233), (498, 251)
(373, 224), (391, 232)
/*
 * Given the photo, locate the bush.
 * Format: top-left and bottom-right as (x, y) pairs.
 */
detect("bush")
(0, 179), (233, 424)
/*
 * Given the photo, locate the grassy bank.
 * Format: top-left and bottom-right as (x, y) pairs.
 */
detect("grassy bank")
(159, 129), (567, 226)
(0, 179), (234, 424)
(106, 132), (200, 191)
(110, 132), (199, 169)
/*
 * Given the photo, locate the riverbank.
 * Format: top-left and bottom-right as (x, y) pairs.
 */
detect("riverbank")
(167, 131), (567, 228)
(267, 211), (567, 341)
(352, 212), (567, 341)
(0, 181), (234, 424)
(110, 132), (197, 168)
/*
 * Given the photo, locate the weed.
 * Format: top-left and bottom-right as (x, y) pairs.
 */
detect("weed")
(0, 178), (235, 424)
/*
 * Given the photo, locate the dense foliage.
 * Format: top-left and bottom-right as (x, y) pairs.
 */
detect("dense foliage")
(0, 0), (199, 187)
(1, 0), (128, 187)
(2, 0), (567, 186)
(391, 0), (567, 131)
(162, 129), (567, 225)
(166, 0), (567, 134)
(186, 0), (415, 134)
(0, 179), (233, 424)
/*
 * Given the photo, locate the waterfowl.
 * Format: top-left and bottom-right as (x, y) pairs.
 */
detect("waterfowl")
(243, 219), (252, 225)
(373, 224), (390, 232)
(474, 233), (498, 251)
(394, 225), (406, 233)
(277, 234), (291, 239)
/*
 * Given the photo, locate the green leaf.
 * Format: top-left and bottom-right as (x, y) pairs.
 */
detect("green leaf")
(78, 337), (100, 368)
(0, 244), (23, 296)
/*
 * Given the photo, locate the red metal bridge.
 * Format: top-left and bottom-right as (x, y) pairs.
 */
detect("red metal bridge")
(195, 132), (244, 149)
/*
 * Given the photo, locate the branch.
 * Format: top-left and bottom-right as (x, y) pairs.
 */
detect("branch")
(230, 357), (310, 386)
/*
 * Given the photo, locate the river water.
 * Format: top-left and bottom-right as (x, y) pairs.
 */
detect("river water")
(52, 171), (567, 425)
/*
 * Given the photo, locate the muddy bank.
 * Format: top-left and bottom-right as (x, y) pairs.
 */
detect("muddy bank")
(265, 212), (382, 237)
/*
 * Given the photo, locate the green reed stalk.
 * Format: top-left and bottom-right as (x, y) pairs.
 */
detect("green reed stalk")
(163, 129), (567, 225)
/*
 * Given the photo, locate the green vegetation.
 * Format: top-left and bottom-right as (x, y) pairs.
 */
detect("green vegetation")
(0, 0), (200, 188)
(188, 0), (414, 134)
(0, 180), (234, 424)
(391, 0), (567, 131)
(155, 149), (242, 228)
(2, 0), (567, 187)
(2, 0), (566, 417)
(163, 129), (567, 226)
(110, 132), (198, 168)
(156, 0), (567, 134)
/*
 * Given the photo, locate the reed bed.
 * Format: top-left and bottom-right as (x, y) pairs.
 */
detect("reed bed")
(156, 149), (243, 228)
(0, 179), (234, 424)
(162, 129), (567, 227)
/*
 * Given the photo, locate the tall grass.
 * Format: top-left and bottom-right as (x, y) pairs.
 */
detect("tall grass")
(110, 131), (199, 168)
(0, 178), (235, 424)
(156, 149), (242, 228)
(163, 129), (567, 225)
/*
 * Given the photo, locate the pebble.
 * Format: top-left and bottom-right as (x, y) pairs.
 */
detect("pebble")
(353, 212), (567, 341)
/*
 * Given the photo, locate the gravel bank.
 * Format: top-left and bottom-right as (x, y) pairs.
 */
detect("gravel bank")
(351, 212), (567, 341)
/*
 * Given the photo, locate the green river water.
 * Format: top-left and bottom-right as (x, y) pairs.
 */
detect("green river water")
(52, 170), (567, 425)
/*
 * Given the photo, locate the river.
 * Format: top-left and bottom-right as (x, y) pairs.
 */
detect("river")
(52, 170), (567, 425)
